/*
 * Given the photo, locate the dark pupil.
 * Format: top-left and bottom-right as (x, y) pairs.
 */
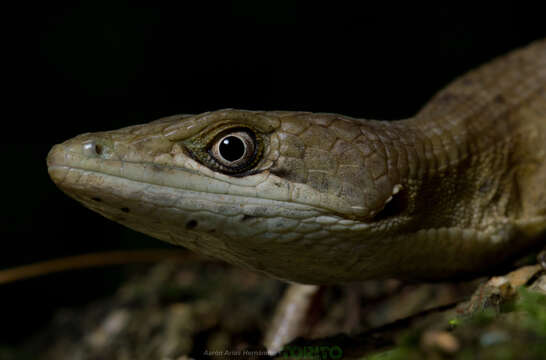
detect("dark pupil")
(219, 136), (246, 162)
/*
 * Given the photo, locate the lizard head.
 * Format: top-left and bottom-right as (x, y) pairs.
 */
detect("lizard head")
(47, 109), (408, 284)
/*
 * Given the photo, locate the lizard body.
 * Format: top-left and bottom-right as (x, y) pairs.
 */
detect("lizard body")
(47, 39), (546, 284)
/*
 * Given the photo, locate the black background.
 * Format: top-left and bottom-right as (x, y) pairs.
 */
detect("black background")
(2, 1), (545, 345)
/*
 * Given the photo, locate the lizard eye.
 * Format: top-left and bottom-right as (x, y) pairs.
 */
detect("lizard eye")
(210, 129), (256, 169)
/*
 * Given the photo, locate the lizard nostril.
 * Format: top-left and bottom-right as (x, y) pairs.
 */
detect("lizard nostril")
(186, 220), (198, 229)
(83, 140), (106, 158)
(94, 144), (103, 155)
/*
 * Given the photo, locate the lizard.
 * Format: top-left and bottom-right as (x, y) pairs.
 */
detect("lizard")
(47, 39), (546, 285)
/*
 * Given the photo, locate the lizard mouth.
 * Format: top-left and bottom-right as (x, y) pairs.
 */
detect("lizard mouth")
(47, 141), (329, 227)
(48, 164), (324, 217)
(47, 138), (361, 220)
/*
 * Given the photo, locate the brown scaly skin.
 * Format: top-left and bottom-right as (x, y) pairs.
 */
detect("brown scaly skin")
(47, 39), (546, 284)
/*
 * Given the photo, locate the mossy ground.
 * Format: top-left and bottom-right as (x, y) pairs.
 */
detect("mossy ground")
(1, 260), (544, 360)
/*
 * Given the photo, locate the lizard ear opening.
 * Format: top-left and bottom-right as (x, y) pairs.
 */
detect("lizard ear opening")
(372, 188), (408, 222)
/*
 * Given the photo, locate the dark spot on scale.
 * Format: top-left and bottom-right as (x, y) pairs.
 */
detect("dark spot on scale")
(121, 207), (130, 213)
(186, 220), (198, 229)
(91, 197), (102, 202)
(151, 164), (164, 172)
(242, 214), (256, 221)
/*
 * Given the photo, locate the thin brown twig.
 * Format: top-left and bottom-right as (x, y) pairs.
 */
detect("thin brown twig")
(0, 249), (195, 285)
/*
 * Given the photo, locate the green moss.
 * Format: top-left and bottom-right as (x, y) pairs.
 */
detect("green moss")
(514, 287), (546, 336)
(366, 286), (546, 360)
(448, 318), (461, 327)
(468, 307), (497, 325)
